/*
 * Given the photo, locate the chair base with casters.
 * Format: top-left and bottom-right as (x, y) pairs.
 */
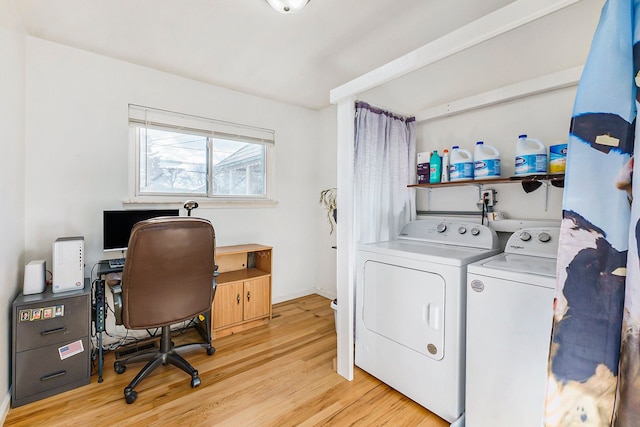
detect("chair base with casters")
(110, 286), (217, 403)
(113, 316), (215, 404)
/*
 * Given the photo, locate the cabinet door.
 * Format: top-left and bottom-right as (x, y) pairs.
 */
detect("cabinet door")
(212, 281), (244, 329)
(244, 277), (271, 321)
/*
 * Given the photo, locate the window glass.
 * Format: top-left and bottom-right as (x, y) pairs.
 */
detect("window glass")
(212, 138), (265, 196)
(130, 105), (274, 203)
(139, 128), (208, 195)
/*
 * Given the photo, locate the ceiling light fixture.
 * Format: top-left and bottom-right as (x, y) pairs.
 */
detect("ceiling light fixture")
(266, 0), (310, 14)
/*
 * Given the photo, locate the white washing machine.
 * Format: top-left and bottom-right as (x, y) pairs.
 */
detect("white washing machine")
(356, 220), (500, 424)
(465, 227), (559, 427)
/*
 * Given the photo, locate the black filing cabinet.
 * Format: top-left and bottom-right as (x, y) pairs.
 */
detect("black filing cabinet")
(12, 280), (91, 407)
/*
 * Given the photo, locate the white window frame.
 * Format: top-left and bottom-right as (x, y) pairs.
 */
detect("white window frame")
(126, 105), (276, 208)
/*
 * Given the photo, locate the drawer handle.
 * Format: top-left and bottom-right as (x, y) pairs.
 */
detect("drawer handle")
(41, 370), (67, 381)
(41, 327), (67, 335)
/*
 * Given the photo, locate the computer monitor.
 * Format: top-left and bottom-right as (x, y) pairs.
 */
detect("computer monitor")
(103, 209), (180, 252)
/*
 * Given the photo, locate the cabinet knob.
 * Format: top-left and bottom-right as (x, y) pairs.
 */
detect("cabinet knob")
(236, 294), (241, 304)
(247, 291), (251, 302)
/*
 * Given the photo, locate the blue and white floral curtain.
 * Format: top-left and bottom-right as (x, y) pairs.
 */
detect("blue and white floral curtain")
(544, 0), (639, 425)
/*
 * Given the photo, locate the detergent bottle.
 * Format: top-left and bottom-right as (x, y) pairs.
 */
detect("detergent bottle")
(515, 134), (547, 175)
(549, 144), (567, 174)
(474, 141), (501, 179)
(441, 149), (450, 182)
(429, 150), (442, 183)
(449, 146), (474, 181)
(417, 151), (431, 184)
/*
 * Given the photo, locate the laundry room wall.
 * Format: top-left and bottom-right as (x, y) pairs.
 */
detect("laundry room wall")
(416, 86), (575, 222)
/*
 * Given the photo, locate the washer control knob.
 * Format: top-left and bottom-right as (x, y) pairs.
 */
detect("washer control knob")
(538, 232), (551, 243)
(458, 226), (467, 234)
(437, 223), (447, 233)
(470, 228), (480, 236)
(519, 231), (532, 241)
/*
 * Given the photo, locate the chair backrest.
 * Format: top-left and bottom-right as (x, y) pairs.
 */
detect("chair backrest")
(121, 216), (216, 329)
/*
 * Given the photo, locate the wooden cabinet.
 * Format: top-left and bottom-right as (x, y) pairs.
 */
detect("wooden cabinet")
(212, 244), (272, 338)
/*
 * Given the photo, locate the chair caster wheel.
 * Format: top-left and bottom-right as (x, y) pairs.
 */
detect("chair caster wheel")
(124, 389), (138, 404)
(191, 376), (201, 388)
(207, 346), (216, 356)
(115, 365), (126, 374)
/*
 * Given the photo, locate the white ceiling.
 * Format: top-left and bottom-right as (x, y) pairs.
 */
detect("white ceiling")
(12, 0), (517, 110)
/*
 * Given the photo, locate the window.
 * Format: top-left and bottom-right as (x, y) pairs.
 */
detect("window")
(129, 105), (274, 204)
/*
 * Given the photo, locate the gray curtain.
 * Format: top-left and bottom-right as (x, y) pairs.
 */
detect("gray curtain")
(354, 101), (416, 244)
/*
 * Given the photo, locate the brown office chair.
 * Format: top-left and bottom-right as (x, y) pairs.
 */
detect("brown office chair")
(111, 217), (217, 404)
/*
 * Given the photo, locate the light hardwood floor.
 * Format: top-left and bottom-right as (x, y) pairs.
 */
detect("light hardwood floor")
(5, 294), (448, 426)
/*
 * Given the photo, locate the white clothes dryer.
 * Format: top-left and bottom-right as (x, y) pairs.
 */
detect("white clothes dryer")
(356, 220), (500, 424)
(465, 227), (559, 427)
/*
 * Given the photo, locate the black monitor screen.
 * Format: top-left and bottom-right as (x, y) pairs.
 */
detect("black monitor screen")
(103, 209), (180, 251)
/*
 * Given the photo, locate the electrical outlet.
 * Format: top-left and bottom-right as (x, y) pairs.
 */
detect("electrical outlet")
(482, 189), (496, 207)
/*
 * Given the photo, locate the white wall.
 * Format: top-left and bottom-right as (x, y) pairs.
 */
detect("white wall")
(416, 87), (575, 221)
(0, 0), (25, 419)
(24, 37), (335, 304)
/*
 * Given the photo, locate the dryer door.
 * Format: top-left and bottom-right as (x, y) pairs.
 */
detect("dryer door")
(361, 260), (445, 360)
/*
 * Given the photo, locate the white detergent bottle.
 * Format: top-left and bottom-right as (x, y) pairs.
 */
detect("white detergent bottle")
(474, 141), (501, 180)
(449, 146), (474, 181)
(441, 149), (450, 182)
(515, 134), (547, 175)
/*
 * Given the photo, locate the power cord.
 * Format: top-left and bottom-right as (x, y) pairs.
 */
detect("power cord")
(481, 193), (488, 225)
(45, 270), (53, 286)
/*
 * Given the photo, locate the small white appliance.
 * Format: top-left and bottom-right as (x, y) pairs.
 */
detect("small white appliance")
(465, 227), (559, 427)
(52, 236), (84, 293)
(23, 260), (46, 295)
(356, 220), (500, 424)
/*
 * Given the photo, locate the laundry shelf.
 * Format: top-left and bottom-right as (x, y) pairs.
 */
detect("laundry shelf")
(408, 174), (565, 191)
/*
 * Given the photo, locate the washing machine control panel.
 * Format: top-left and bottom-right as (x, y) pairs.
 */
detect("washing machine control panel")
(506, 228), (560, 257)
(399, 220), (499, 249)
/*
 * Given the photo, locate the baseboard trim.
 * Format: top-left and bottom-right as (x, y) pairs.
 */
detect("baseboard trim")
(313, 288), (337, 301)
(272, 288), (336, 305)
(272, 289), (315, 304)
(272, 288), (337, 305)
(1, 387), (11, 425)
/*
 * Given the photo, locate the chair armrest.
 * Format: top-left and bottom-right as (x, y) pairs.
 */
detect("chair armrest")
(110, 283), (123, 325)
(212, 265), (218, 299)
